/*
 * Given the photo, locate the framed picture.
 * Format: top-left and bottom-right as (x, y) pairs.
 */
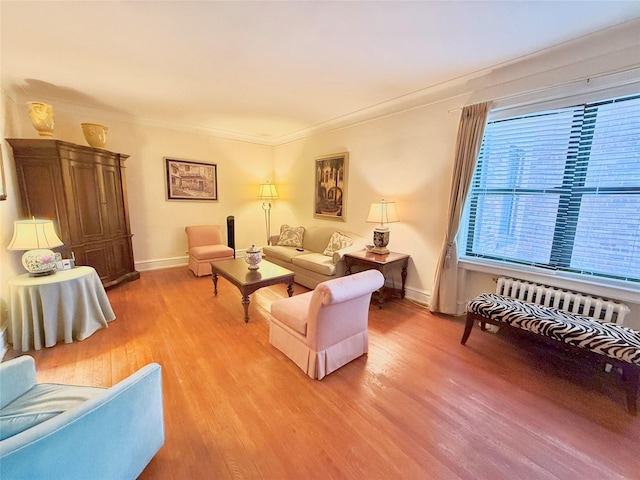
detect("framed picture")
(314, 152), (348, 221)
(165, 158), (218, 201)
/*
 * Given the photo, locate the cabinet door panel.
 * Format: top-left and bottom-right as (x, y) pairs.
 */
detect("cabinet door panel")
(111, 236), (134, 278)
(69, 161), (105, 240)
(74, 244), (112, 281)
(15, 160), (70, 243)
(101, 166), (127, 235)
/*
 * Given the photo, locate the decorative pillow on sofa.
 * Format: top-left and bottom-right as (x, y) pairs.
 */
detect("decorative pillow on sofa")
(276, 225), (305, 248)
(323, 231), (353, 256)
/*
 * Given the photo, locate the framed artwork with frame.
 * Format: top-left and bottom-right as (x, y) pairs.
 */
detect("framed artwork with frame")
(314, 152), (348, 221)
(165, 157), (218, 201)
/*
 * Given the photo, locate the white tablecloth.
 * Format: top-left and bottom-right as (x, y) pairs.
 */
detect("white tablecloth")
(9, 266), (116, 352)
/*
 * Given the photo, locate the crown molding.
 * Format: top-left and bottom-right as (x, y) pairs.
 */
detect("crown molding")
(5, 18), (638, 148)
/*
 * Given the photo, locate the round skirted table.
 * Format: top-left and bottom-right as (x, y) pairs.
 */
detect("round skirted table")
(8, 266), (116, 352)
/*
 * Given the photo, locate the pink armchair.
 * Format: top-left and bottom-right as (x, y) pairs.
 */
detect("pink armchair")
(269, 270), (384, 379)
(185, 225), (235, 276)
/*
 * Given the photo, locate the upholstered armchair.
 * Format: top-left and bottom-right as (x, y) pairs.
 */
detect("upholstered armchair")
(185, 224), (235, 276)
(269, 269), (384, 379)
(0, 356), (164, 480)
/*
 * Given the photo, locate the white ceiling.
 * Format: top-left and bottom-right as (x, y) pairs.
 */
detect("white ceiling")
(2, 1), (639, 144)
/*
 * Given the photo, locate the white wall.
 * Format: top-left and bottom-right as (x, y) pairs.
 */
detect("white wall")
(0, 89), (22, 358)
(273, 96), (463, 304)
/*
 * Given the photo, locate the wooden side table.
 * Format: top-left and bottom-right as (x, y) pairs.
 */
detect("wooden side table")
(344, 250), (410, 308)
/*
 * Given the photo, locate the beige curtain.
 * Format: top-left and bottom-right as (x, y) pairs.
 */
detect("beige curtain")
(430, 102), (491, 314)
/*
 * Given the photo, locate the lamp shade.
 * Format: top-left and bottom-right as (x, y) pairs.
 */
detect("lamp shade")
(257, 183), (278, 200)
(366, 200), (399, 226)
(7, 219), (63, 250)
(7, 219), (64, 276)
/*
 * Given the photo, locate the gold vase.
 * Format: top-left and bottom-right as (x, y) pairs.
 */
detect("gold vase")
(27, 102), (55, 138)
(81, 123), (108, 148)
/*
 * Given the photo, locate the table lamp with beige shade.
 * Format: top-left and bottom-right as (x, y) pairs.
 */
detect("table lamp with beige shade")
(7, 219), (64, 276)
(366, 200), (399, 255)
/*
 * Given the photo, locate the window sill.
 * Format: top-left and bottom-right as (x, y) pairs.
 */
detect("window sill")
(459, 257), (640, 304)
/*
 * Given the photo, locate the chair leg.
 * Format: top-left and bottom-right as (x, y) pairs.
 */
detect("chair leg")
(461, 314), (474, 345)
(621, 364), (639, 416)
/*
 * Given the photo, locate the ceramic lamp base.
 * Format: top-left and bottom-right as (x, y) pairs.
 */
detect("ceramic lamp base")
(22, 249), (57, 276)
(372, 227), (390, 255)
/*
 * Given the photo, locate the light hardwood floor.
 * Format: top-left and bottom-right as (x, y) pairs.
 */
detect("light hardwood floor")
(9, 267), (640, 479)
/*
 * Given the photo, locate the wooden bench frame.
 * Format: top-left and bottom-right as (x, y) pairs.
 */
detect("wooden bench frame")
(461, 311), (640, 415)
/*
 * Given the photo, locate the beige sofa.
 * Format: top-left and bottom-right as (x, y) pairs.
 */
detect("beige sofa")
(263, 226), (366, 289)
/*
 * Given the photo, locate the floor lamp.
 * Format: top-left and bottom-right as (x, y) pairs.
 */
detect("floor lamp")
(257, 182), (278, 245)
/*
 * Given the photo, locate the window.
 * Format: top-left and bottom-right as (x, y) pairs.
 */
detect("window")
(463, 94), (640, 284)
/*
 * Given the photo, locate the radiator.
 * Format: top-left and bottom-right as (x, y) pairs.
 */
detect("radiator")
(496, 277), (630, 325)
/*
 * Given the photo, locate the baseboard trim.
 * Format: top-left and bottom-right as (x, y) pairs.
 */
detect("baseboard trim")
(135, 256), (188, 272)
(403, 286), (430, 309)
(134, 256), (431, 308)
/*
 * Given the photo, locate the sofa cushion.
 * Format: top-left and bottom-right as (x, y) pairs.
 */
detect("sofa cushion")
(292, 253), (337, 276)
(190, 244), (234, 260)
(276, 225), (305, 247)
(271, 291), (313, 335)
(301, 226), (339, 253)
(323, 231), (354, 256)
(0, 383), (106, 440)
(263, 245), (309, 264)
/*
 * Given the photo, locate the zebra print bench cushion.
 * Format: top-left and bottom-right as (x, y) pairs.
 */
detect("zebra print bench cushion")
(468, 293), (640, 366)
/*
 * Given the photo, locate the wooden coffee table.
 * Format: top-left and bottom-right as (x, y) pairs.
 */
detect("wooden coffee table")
(210, 258), (294, 323)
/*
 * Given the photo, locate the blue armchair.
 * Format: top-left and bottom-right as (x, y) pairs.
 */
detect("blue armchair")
(0, 355), (164, 479)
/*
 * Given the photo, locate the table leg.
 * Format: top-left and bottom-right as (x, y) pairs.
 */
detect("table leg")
(376, 267), (386, 309)
(241, 294), (250, 323)
(401, 262), (407, 298)
(212, 272), (219, 295)
(287, 282), (294, 297)
(345, 258), (353, 275)
(375, 289), (384, 309)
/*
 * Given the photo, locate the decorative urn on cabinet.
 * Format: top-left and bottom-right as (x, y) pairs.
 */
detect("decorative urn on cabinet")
(81, 123), (108, 148)
(27, 102), (55, 138)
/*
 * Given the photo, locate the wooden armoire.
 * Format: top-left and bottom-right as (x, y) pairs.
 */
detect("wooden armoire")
(8, 139), (139, 287)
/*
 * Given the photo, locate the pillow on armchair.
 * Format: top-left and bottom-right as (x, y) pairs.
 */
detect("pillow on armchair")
(276, 225), (305, 248)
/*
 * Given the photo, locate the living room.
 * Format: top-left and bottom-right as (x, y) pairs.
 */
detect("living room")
(1, 3), (638, 329)
(0, 2), (639, 478)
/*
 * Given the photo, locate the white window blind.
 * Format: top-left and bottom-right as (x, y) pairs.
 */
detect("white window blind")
(463, 93), (640, 284)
